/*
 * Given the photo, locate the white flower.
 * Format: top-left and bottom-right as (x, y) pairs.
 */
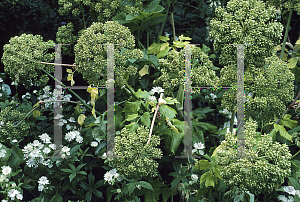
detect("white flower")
(38, 176), (49, 185)
(65, 131), (77, 142)
(49, 144), (56, 150)
(284, 186), (296, 195)
(0, 78), (3, 82)
(26, 158), (35, 167)
(191, 174), (198, 181)
(43, 147), (51, 154)
(147, 95), (157, 102)
(194, 142), (205, 150)
(198, 150), (204, 155)
(68, 117), (76, 122)
(32, 140), (42, 147)
(287, 196), (295, 202)
(2, 200), (8, 202)
(39, 133), (51, 143)
(30, 149), (41, 158)
(278, 195), (288, 202)
(54, 114), (63, 119)
(38, 184), (44, 191)
(2, 166), (11, 175)
(16, 193), (23, 200)
(0, 174), (6, 183)
(61, 146), (70, 153)
(0, 149), (6, 158)
(66, 124), (72, 130)
(189, 181), (194, 185)
(165, 32), (170, 37)
(33, 90), (37, 94)
(91, 141), (98, 147)
(76, 135), (83, 143)
(117, 189), (121, 193)
(210, 93), (217, 99)
(158, 98), (167, 105)
(104, 171), (114, 182)
(136, 185), (141, 189)
(7, 188), (19, 199)
(295, 190), (300, 197)
(150, 86), (164, 95)
(12, 139), (17, 143)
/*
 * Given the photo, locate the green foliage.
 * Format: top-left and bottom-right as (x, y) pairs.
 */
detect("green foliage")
(112, 126), (162, 179)
(56, 22), (77, 56)
(213, 119), (292, 195)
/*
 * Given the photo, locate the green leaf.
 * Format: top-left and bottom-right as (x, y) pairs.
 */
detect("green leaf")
(123, 100), (142, 113)
(50, 193), (63, 202)
(178, 35), (192, 41)
(157, 47), (171, 58)
(69, 173), (76, 183)
(127, 182), (137, 196)
(148, 43), (162, 55)
(195, 160), (211, 171)
(159, 35), (169, 42)
(159, 105), (177, 120)
(143, 0), (164, 13)
(200, 172), (217, 187)
(164, 97), (179, 105)
(279, 114), (298, 129)
(112, 12), (128, 24)
(141, 112), (151, 127)
(126, 114), (139, 122)
(134, 89), (150, 99)
(274, 123), (292, 141)
(136, 181), (154, 191)
(7, 146), (24, 169)
(164, 119), (185, 154)
(78, 114), (86, 126)
(171, 176), (182, 188)
(70, 145), (81, 156)
(288, 176), (300, 190)
(148, 55), (159, 66)
(125, 122), (139, 132)
(288, 58), (298, 69)
(194, 122), (218, 133)
(269, 128), (277, 142)
(139, 65), (149, 77)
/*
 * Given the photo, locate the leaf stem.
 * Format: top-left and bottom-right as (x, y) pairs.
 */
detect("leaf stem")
(147, 93), (163, 145)
(280, 8), (293, 60)
(80, 2), (87, 29)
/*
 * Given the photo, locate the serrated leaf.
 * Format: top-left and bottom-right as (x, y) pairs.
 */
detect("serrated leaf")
(139, 65), (149, 77)
(159, 105), (177, 120)
(123, 100), (142, 113)
(136, 181), (154, 191)
(125, 122), (139, 132)
(274, 123), (292, 141)
(50, 193), (63, 202)
(195, 160), (211, 171)
(141, 112), (151, 127)
(78, 114), (86, 126)
(126, 114), (139, 122)
(127, 182), (137, 196)
(288, 176), (300, 190)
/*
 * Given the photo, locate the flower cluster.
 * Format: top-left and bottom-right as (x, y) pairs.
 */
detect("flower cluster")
(153, 47), (219, 96)
(0, 165), (23, 201)
(56, 22), (76, 56)
(205, 93), (217, 102)
(38, 176), (50, 192)
(74, 21), (143, 88)
(1, 33), (55, 88)
(218, 54), (295, 129)
(22, 133), (56, 168)
(104, 168), (123, 185)
(213, 119), (292, 195)
(209, 0), (283, 68)
(0, 106), (30, 146)
(189, 174), (199, 185)
(58, 0), (143, 23)
(111, 126), (162, 179)
(192, 142), (205, 156)
(65, 130), (83, 144)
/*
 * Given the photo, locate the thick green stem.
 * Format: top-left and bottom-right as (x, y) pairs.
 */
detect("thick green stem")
(80, 2), (87, 29)
(280, 8), (293, 60)
(159, 0), (171, 37)
(147, 31), (150, 49)
(40, 68), (102, 116)
(171, 12), (176, 42)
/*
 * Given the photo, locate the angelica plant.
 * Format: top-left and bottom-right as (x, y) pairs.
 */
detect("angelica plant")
(212, 118), (292, 195)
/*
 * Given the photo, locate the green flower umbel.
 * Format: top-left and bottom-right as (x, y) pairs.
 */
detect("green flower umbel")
(112, 126), (162, 179)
